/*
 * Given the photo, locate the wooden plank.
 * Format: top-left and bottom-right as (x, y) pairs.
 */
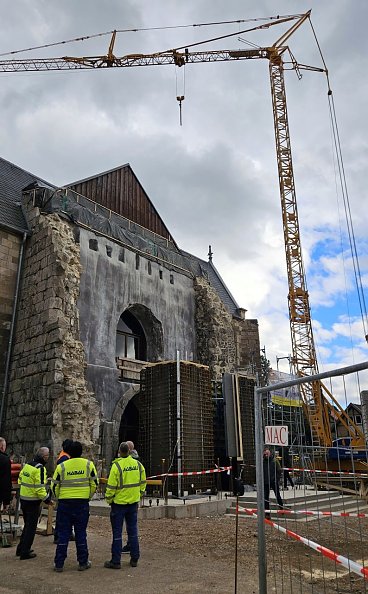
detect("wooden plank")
(316, 480), (368, 501)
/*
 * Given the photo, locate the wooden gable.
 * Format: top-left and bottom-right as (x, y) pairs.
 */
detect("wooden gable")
(68, 164), (174, 242)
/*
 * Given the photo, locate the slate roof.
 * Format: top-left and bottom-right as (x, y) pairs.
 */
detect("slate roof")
(0, 156), (54, 234)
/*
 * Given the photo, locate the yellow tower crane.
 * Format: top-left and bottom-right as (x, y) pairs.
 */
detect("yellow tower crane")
(1, 12), (365, 457)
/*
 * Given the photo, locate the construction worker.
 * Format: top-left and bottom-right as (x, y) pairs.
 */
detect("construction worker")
(51, 441), (98, 572)
(0, 437), (12, 513)
(56, 439), (74, 465)
(17, 447), (52, 560)
(104, 441), (146, 570)
(121, 440), (140, 555)
(263, 447), (283, 519)
(126, 440), (140, 461)
(54, 439), (75, 544)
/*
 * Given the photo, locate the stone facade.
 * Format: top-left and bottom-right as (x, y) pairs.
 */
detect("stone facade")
(194, 276), (260, 379)
(232, 316), (261, 376)
(5, 194), (99, 459)
(0, 230), (21, 391)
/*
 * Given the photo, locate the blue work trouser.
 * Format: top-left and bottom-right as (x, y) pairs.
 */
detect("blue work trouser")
(54, 501), (89, 568)
(110, 502), (139, 564)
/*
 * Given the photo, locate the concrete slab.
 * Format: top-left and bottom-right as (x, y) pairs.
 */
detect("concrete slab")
(89, 494), (233, 519)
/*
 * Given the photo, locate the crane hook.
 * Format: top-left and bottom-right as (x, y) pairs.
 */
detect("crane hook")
(176, 95), (185, 126)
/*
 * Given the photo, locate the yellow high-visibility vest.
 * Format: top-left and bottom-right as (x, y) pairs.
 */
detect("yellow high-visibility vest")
(52, 457), (98, 500)
(105, 455), (146, 505)
(18, 463), (49, 502)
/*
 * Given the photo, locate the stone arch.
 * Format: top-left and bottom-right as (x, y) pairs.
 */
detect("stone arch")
(118, 303), (164, 362)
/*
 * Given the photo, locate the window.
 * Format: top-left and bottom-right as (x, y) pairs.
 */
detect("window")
(136, 254), (140, 270)
(355, 415), (362, 425)
(159, 270), (163, 280)
(170, 273), (174, 285)
(116, 310), (147, 361)
(106, 245), (112, 257)
(89, 239), (98, 251)
(147, 261), (152, 275)
(118, 248), (125, 262)
(116, 318), (140, 359)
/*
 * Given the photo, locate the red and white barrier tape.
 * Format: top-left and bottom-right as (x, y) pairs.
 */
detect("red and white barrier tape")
(238, 506), (368, 518)
(241, 507), (368, 581)
(147, 466), (232, 479)
(282, 467), (368, 478)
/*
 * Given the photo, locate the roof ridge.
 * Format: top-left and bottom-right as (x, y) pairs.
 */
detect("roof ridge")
(66, 163), (130, 187)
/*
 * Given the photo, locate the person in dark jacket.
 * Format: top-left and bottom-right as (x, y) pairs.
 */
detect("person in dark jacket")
(281, 447), (294, 489)
(0, 437), (12, 511)
(263, 447), (283, 518)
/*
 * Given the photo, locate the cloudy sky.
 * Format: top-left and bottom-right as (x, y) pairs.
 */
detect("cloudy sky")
(1, 1), (367, 397)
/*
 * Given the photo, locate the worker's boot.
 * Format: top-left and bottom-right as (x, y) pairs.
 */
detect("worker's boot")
(16, 547), (33, 557)
(19, 552), (37, 560)
(78, 560), (91, 571)
(54, 566), (64, 573)
(104, 560), (121, 569)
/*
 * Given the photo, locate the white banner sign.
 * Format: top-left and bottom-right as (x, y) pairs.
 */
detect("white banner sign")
(265, 425), (288, 447)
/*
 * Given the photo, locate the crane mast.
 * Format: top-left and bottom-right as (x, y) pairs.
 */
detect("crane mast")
(269, 50), (331, 445)
(0, 13), (364, 448)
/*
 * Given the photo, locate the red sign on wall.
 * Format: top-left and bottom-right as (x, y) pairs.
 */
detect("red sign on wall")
(265, 425), (288, 447)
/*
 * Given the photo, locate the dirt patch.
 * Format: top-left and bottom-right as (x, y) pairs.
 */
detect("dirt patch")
(0, 514), (366, 593)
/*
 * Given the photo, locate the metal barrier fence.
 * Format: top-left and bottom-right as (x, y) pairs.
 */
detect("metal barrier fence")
(254, 360), (368, 594)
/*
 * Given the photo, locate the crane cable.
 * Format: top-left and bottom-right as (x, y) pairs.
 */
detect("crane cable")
(309, 17), (368, 345)
(0, 14), (303, 58)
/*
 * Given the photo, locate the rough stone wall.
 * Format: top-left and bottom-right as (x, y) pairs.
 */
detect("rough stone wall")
(5, 196), (100, 460)
(232, 317), (261, 377)
(194, 276), (236, 379)
(0, 230), (21, 391)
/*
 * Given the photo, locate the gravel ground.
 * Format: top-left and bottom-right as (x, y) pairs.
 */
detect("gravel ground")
(0, 513), (367, 593)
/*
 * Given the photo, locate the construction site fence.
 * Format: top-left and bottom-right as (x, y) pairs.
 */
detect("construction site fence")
(254, 359), (368, 594)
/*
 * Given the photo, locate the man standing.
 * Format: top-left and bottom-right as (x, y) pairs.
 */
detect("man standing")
(54, 439), (74, 544)
(104, 441), (146, 570)
(56, 439), (74, 465)
(281, 447), (294, 490)
(0, 437), (12, 512)
(51, 441), (98, 573)
(121, 440), (140, 555)
(263, 447), (283, 519)
(17, 447), (52, 560)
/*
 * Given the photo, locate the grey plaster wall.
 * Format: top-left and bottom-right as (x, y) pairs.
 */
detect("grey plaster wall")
(78, 228), (197, 419)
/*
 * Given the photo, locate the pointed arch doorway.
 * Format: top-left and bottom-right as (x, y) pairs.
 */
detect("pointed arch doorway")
(118, 393), (140, 445)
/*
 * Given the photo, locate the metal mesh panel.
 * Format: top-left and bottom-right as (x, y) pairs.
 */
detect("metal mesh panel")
(252, 361), (368, 593)
(139, 361), (214, 496)
(238, 376), (256, 484)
